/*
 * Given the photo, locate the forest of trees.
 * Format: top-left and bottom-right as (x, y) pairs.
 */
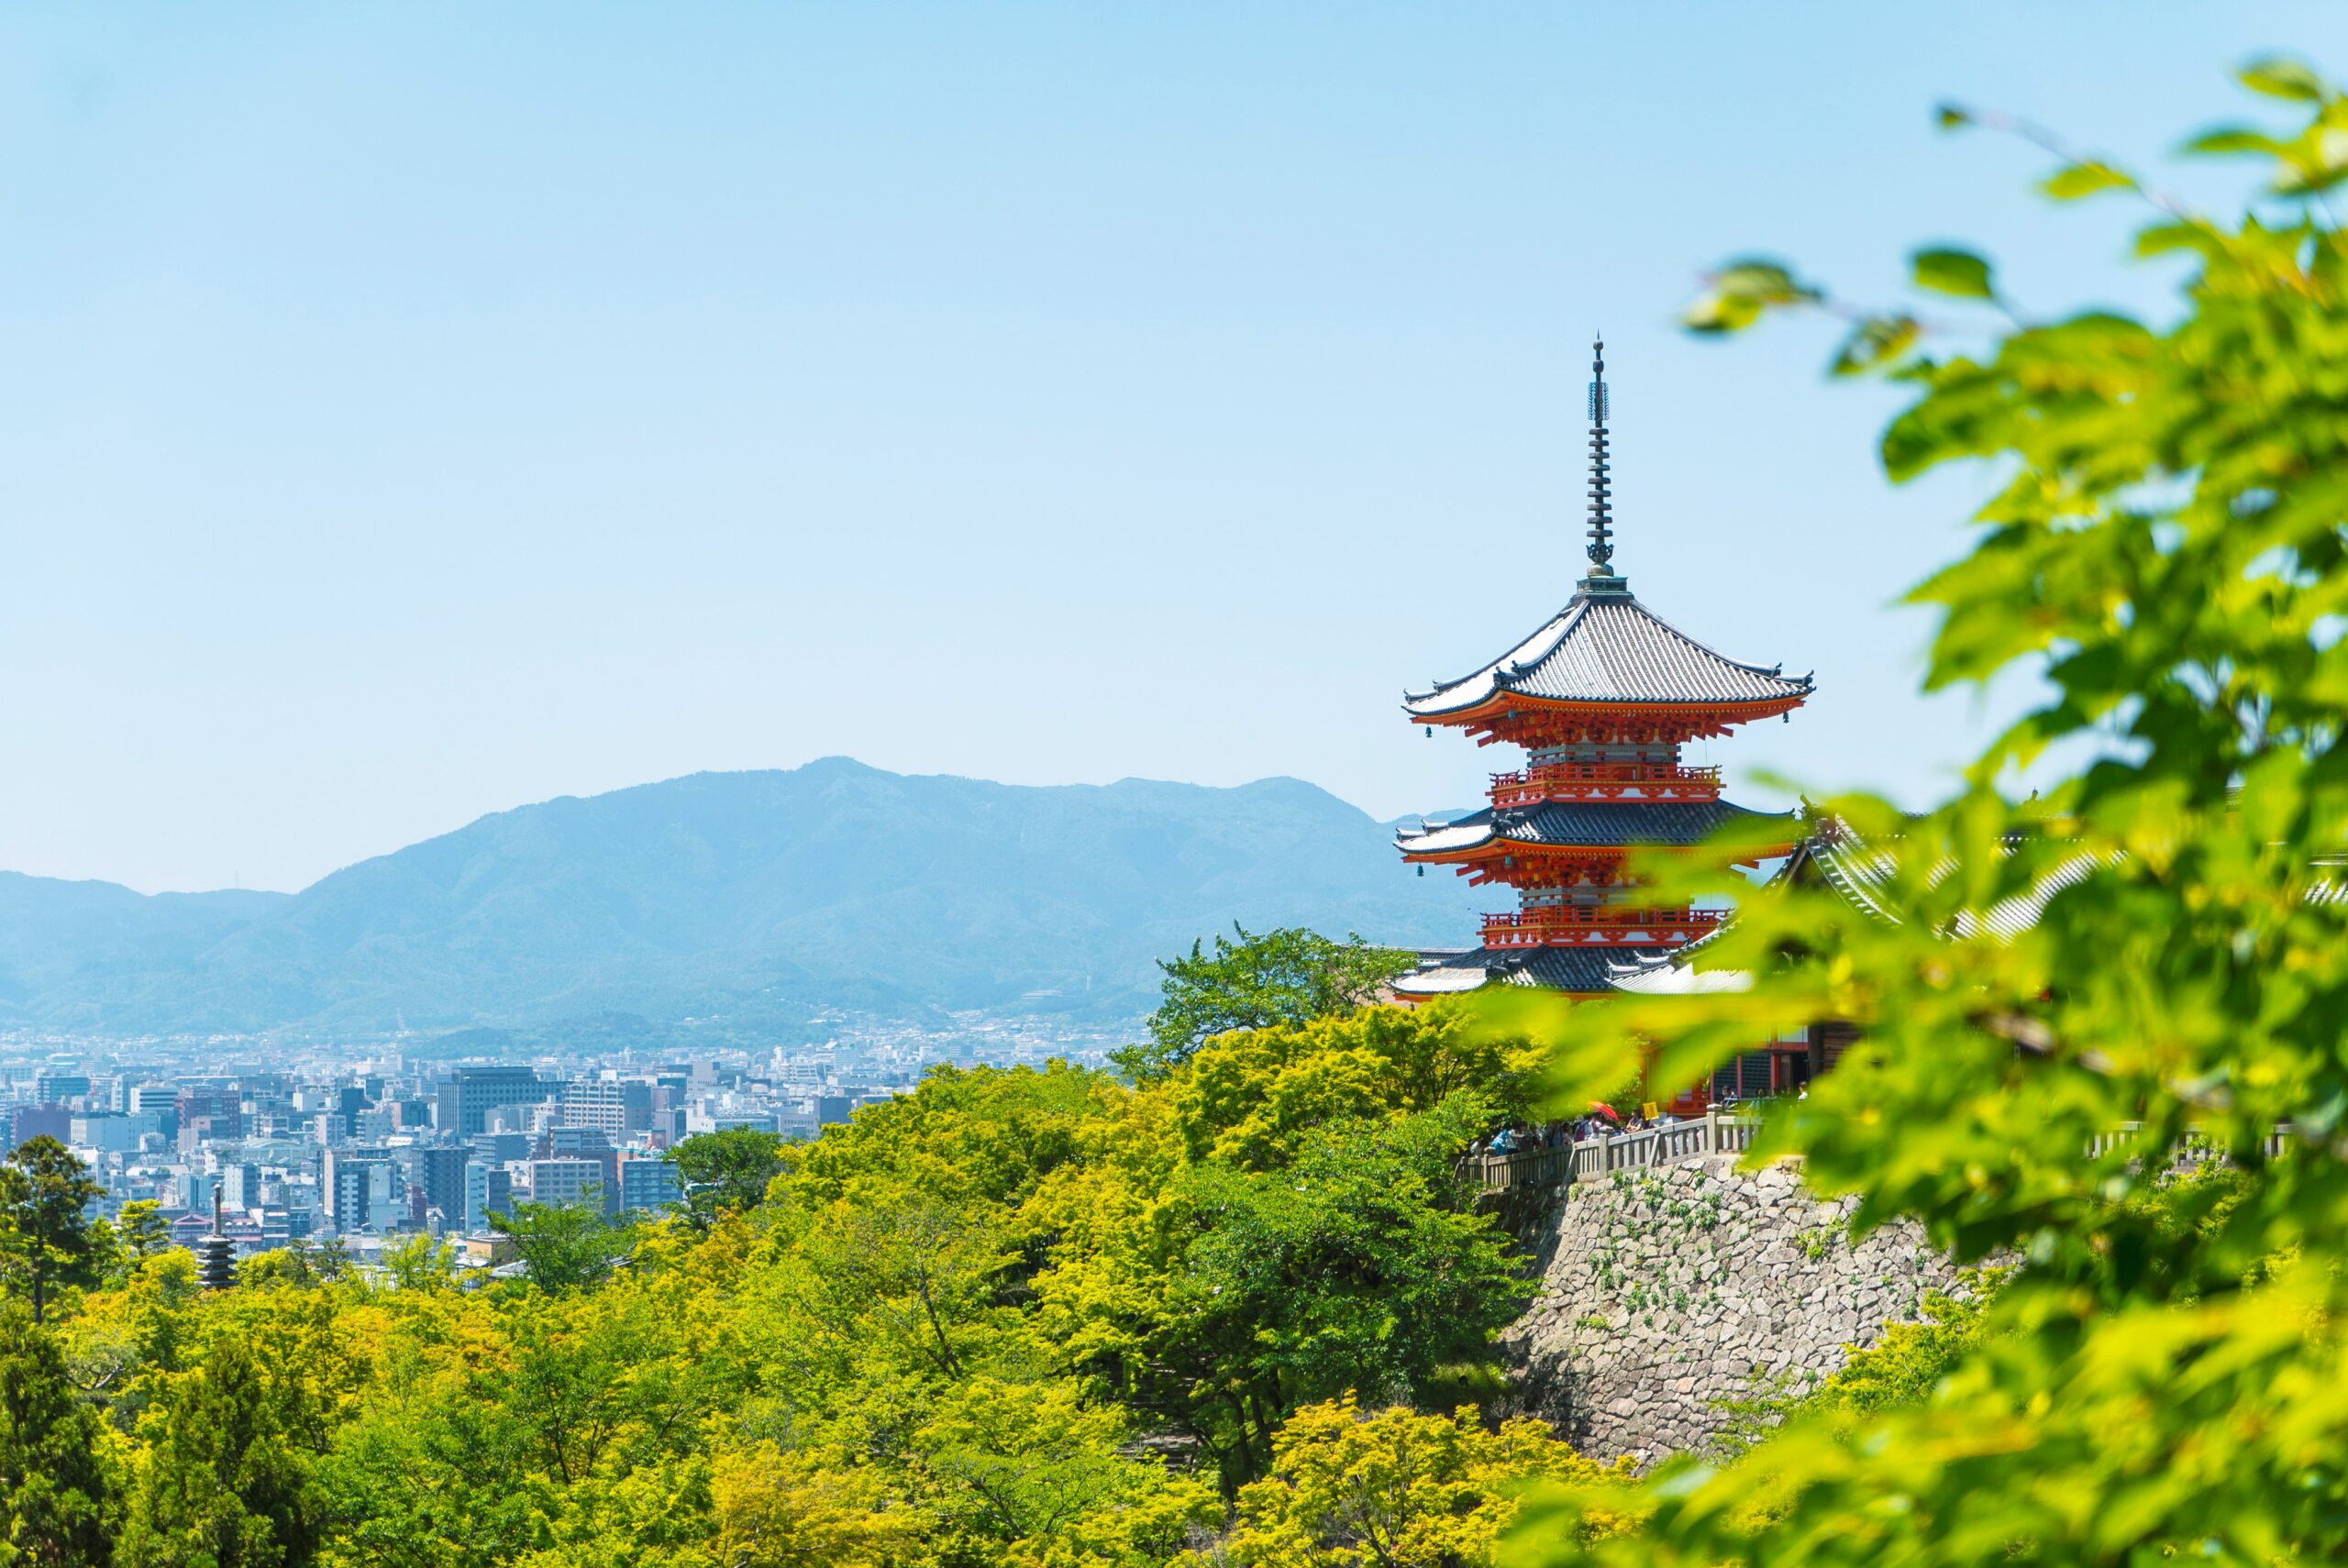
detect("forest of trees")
(0, 994), (1634, 1567)
(3, 50), (2344, 1568)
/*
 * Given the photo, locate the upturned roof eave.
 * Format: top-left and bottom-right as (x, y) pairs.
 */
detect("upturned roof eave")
(1400, 588), (1816, 717)
(1391, 942), (1682, 997)
(1401, 687), (1813, 723)
(1393, 799), (1801, 860)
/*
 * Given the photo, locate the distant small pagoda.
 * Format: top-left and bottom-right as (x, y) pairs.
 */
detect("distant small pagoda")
(1393, 338), (1812, 999)
(196, 1187), (238, 1292)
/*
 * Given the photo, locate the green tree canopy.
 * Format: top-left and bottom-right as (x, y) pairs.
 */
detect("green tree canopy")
(1116, 924), (1418, 1080)
(119, 1331), (321, 1568)
(116, 1199), (170, 1266)
(1223, 1397), (1632, 1567)
(1172, 1001), (1541, 1169)
(667, 1126), (787, 1230)
(0, 1299), (118, 1566)
(489, 1196), (627, 1293)
(1036, 1097), (1528, 1494)
(0, 1136), (105, 1325)
(785, 1059), (1126, 1212)
(1174, 1102), (1527, 1416)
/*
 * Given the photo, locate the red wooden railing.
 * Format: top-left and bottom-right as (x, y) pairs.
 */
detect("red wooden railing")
(1480, 906), (1726, 947)
(1489, 761), (1722, 805)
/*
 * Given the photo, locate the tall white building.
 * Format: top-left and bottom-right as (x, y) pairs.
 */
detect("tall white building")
(559, 1077), (652, 1137)
(526, 1157), (603, 1209)
(221, 1163), (263, 1214)
(179, 1170), (216, 1215)
(323, 1149), (396, 1231)
(559, 1078), (626, 1137)
(463, 1161), (511, 1234)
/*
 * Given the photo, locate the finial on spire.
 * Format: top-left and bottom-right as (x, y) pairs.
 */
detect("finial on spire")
(1581, 334), (1626, 594)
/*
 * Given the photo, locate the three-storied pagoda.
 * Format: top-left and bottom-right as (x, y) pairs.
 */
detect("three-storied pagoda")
(1392, 339), (1812, 1000)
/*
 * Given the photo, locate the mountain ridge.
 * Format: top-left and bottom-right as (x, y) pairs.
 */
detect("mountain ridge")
(0, 758), (1479, 1041)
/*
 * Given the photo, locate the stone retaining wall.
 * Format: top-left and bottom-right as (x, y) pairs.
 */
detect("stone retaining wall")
(1501, 1155), (1966, 1463)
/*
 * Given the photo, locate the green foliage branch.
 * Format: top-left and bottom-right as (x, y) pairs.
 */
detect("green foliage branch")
(1501, 55), (2348, 1567)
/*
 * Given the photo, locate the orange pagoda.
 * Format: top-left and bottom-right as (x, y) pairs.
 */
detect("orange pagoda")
(1392, 338), (1812, 1001)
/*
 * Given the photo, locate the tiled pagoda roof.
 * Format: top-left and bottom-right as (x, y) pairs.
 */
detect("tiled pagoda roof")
(1788, 821), (2099, 942)
(1390, 944), (1671, 998)
(1402, 584), (1813, 720)
(1599, 821), (2348, 995)
(1395, 798), (1783, 857)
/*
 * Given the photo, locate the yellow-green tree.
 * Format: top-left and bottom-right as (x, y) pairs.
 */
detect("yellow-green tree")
(914, 1376), (1217, 1566)
(118, 1331), (324, 1568)
(1035, 1095), (1528, 1494)
(1502, 54), (2348, 1567)
(1215, 1397), (1630, 1568)
(708, 1441), (909, 1568)
(1172, 1003), (1543, 1170)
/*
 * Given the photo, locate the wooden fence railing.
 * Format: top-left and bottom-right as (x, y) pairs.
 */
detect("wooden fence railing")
(2084, 1121), (2295, 1162)
(1465, 1114), (2298, 1196)
(1460, 1112), (1755, 1194)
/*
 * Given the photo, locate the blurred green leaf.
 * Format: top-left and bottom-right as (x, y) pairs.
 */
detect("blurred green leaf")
(1711, 259), (1814, 301)
(2181, 125), (2286, 158)
(2040, 161), (2133, 200)
(1912, 247), (1997, 300)
(2239, 55), (2327, 102)
(1831, 314), (1921, 376)
(1683, 257), (1822, 337)
(2134, 220), (2225, 259)
(1680, 290), (1761, 335)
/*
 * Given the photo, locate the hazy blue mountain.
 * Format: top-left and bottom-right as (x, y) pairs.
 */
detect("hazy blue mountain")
(0, 875), (290, 1022)
(0, 759), (1483, 1038)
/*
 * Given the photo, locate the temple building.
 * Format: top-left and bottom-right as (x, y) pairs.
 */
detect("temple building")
(1392, 339), (1813, 1002)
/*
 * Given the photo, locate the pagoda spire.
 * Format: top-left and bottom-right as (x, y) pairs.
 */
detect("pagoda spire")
(1582, 335), (1626, 595)
(1393, 345), (1814, 1027)
(197, 1185), (236, 1291)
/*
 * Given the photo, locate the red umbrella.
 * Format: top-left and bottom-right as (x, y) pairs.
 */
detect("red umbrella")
(1587, 1102), (1622, 1122)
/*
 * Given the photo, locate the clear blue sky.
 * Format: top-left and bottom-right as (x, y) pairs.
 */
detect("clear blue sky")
(1, 4), (2335, 893)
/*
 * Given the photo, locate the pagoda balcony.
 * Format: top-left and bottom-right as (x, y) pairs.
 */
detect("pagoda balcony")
(1480, 905), (1727, 948)
(1488, 761), (1722, 806)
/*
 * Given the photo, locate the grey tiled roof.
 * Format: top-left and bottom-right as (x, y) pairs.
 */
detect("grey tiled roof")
(1794, 823), (2099, 941)
(1405, 589), (1813, 718)
(1396, 798), (1784, 856)
(1391, 944), (1674, 997)
(1799, 825), (2348, 940)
